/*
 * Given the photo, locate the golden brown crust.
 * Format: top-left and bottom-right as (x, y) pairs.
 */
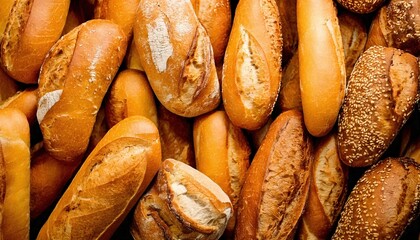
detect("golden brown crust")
(332, 157), (420, 239)
(336, 0), (386, 13)
(298, 0), (346, 137)
(105, 69), (157, 128)
(37, 19), (128, 162)
(0, 69), (18, 103)
(222, 0), (282, 130)
(0, 88), (38, 126)
(338, 46), (419, 167)
(275, 0), (297, 65)
(37, 116), (162, 239)
(0, 0), (70, 84)
(134, 0), (220, 117)
(131, 159), (232, 240)
(277, 52), (302, 112)
(235, 110), (313, 239)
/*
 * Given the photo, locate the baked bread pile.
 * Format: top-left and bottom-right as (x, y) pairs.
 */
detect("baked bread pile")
(0, 0), (419, 239)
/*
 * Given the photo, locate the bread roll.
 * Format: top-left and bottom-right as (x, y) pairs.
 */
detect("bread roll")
(275, 0), (297, 65)
(365, 0), (420, 56)
(193, 110), (251, 236)
(0, 0), (70, 84)
(277, 52), (302, 112)
(134, 0), (220, 117)
(130, 159), (232, 240)
(105, 69), (157, 128)
(332, 157), (420, 239)
(94, 0), (140, 38)
(0, 0), (14, 40)
(87, 105), (108, 154)
(297, 132), (348, 240)
(336, 0), (386, 14)
(0, 88), (38, 126)
(157, 104), (196, 167)
(37, 116), (162, 239)
(235, 110), (313, 239)
(190, 0), (231, 65)
(338, 46), (419, 167)
(0, 108), (30, 240)
(297, 0), (346, 137)
(222, 0), (282, 130)
(125, 39), (144, 71)
(62, 0), (88, 35)
(248, 116), (273, 151)
(37, 19), (128, 162)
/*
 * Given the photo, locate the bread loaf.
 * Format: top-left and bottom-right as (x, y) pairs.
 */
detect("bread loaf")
(105, 69), (157, 128)
(130, 158), (232, 240)
(297, 131), (348, 239)
(37, 116), (162, 239)
(222, 0), (282, 130)
(0, 0), (70, 84)
(332, 157), (420, 239)
(338, 46), (419, 167)
(0, 88), (38, 126)
(134, 0), (221, 117)
(37, 19), (127, 162)
(0, 108), (30, 240)
(336, 0), (386, 14)
(297, 0), (346, 137)
(235, 110), (313, 239)
(193, 110), (251, 236)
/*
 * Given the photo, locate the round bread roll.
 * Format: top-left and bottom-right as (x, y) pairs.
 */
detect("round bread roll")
(336, 0), (386, 13)
(365, 0), (420, 56)
(37, 19), (128, 162)
(332, 157), (420, 239)
(0, 108), (30, 240)
(297, 0), (346, 137)
(193, 110), (251, 236)
(0, 88), (38, 126)
(235, 110), (313, 239)
(134, 0), (220, 118)
(105, 69), (158, 128)
(222, 0), (282, 130)
(37, 116), (162, 239)
(0, 0), (70, 84)
(338, 46), (419, 167)
(130, 158), (233, 240)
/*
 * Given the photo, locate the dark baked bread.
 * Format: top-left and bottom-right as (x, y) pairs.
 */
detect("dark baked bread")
(336, 0), (386, 14)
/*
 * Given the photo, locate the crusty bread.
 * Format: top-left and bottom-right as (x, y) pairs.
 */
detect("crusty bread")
(193, 110), (250, 236)
(0, 0), (70, 84)
(297, 131), (348, 240)
(37, 19), (128, 162)
(235, 110), (313, 239)
(275, 0), (297, 66)
(130, 158), (232, 240)
(37, 116), (162, 239)
(134, 0), (221, 117)
(0, 108), (30, 240)
(338, 46), (419, 167)
(336, 0), (386, 13)
(62, 0), (88, 35)
(297, 0), (346, 137)
(105, 69), (157, 128)
(222, 0), (282, 130)
(0, 88), (38, 126)
(332, 157), (420, 239)
(277, 52), (301, 112)
(125, 39), (144, 71)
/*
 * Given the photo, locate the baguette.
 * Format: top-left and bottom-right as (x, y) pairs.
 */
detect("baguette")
(297, 0), (346, 137)
(222, 0), (282, 130)
(0, 108), (30, 240)
(235, 110), (313, 239)
(37, 116), (162, 239)
(37, 19), (128, 162)
(134, 0), (220, 117)
(0, 0), (70, 84)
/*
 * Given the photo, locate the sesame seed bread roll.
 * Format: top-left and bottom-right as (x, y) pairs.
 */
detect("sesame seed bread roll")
(190, 0), (231, 65)
(134, 0), (220, 118)
(37, 19), (128, 162)
(130, 159), (233, 240)
(157, 104), (196, 167)
(0, 88), (38, 126)
(0, 108), (30, 240)
(193, 110), (251, 236)
(235, 110), (313, 240)
(297, 131), (348, 240)
(297, 0), (346, 137)
(105, 69), (158, 128)
(222, 0), (282, 130)
(336, 0), (386, 14)
(332, 157), (420, 239)
(365, 0), (420, 56)
(338, 46), (419, 167)
(37, 116), (162, 239)
(0, 0), (70, 84)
